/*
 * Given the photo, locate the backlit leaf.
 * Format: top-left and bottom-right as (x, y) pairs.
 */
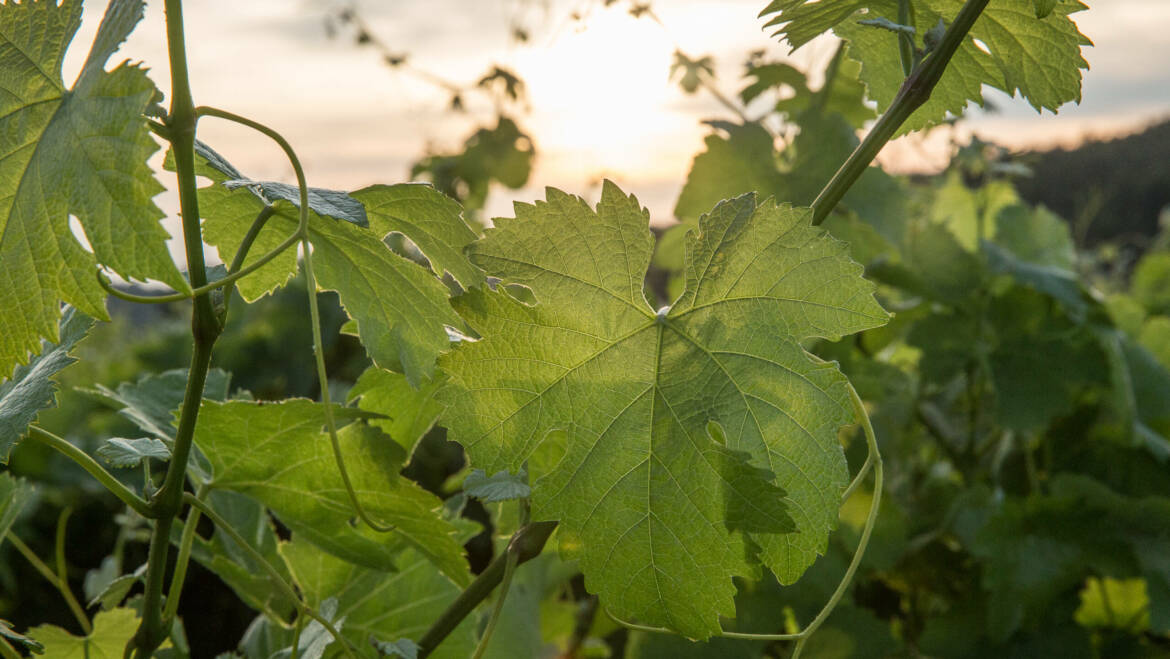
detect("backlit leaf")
(441, 182), (887, 637)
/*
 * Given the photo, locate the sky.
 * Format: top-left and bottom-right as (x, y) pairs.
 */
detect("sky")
(65, 0), (1170, 267)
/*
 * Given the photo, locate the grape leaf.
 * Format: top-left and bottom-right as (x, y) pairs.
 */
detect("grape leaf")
(463, 468), (530, 502)
(347, 367), (445, 458)
(280, 537), (475, 659)
(0, 306), (92, 463)
(183, 144), (462, 385)
(193, 399), (470, 586)
(674, 122), (782, 222)
(440, 182), (888, 637)
(768, 0), (1091, 133)
(0, 0), (188, 377)
(28, 607), (146, 658)
(96, 437), (170, 467)
(80, 368), (232, 442)
(352, 184), (483, 290)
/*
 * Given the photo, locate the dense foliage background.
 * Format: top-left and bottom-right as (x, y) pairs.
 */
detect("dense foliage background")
(3, 0), (1170, 657)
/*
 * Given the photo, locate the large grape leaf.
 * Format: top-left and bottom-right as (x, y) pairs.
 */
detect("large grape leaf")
(192, 399), (470, 586)
(181, 142), (464, 385)
(763, 0), (1091, 133)
(0, 306), (92, 463)
(0, 0), (188, 377)
(280, 537), (475, 659)
(440, 182), (888, 637)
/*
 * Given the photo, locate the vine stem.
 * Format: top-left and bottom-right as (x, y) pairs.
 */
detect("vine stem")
(26, 427), (153, 518)
(181, 494), (358, 658)
(603, 381), (883, 655)
(470, 544), (519, 659)
(161, 483), (209, 623)
(130, 1), (222, 655)
(417, 520), (557, 658)
(810, 0), (992, 225)
(6, 533), (92, 635)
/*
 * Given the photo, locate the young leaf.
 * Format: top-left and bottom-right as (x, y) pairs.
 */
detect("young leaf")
(0, 0), (188, 377)
(441, 182), (888, 637)
(193, 399), (470, 586)
(96, 437), (170, 468)
(280, 537), (475, 659)
(0, 306), (93, 463)
(29, 607), (146, 657)
(463, 468), (531, 503)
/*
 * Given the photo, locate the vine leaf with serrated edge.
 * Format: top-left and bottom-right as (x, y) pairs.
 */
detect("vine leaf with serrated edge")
(0, 0), (189, 378)
(761, 0), (1091, 134)
(173, 140), (473, 385)
(439, 181), (888, 638)
(193, 399), (471, 587)
(0, 307), (93, 463)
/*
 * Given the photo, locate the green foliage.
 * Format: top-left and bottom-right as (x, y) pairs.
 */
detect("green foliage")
(440, 182), (886, 637)
(0, 0), (188, 378)
(7, 0), (1159, 657)
(0, 307), (92, 462)
(764, 0), (1091, 132)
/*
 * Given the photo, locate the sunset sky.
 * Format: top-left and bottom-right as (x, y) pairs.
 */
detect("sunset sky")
(66, 0), (1170, 266)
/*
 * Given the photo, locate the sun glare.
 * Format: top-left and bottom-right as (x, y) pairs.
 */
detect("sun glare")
(514, 9), (696, 181)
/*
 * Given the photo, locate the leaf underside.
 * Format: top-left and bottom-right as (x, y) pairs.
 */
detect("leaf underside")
(0, 0), (187, 378)
(440, 181), (888, 637)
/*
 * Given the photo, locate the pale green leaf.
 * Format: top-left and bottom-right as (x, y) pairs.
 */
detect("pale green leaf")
(1075, 577), (1149, 632)
(0, 0), (188, 376)
(374, 638), (421, 658)
(347, 367), (445, 458)
(0, 306), (92, 463)
(28, 608), (143, 658)
(96, 437), (170, 467)
(441, 182), (887, 637)
(674, 122), (782, 221)
(994, 204), (1076, 269)
(281, 537), (475, 659)
(352, 184), (483, 289)
(194, 399), (470, 586)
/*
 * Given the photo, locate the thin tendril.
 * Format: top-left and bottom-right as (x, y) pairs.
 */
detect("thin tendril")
(191, 106), (394, 534)
(471, 545), (519, 659)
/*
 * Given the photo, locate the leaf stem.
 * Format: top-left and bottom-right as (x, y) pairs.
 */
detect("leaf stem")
(161, 484), (209, 623)
(222, 205), (277, 317)
(7, 534), (92, 635)
(417, 521), (557, 658)
(470, 545), (519, 659)
(810, 0), (991, 225)
(131, 3), (223, 655)
(181, 494), (357, 658)
(26, 427), (153, 518)
(897, 0), (916, 76)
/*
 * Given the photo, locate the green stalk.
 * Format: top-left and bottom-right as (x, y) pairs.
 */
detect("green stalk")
(417, 521), (557, 658)
(8, 534), (92, 635)
(130, 2), (222, 656)
(470, 546), (519, 659)
(182, 494), (357, 658)
(811, 0), (991, 226)
(26, 427), (153, 518)
(161, 484), (210, 623)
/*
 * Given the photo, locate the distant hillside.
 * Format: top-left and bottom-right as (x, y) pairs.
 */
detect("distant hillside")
(1014, 117), (1170, 247)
